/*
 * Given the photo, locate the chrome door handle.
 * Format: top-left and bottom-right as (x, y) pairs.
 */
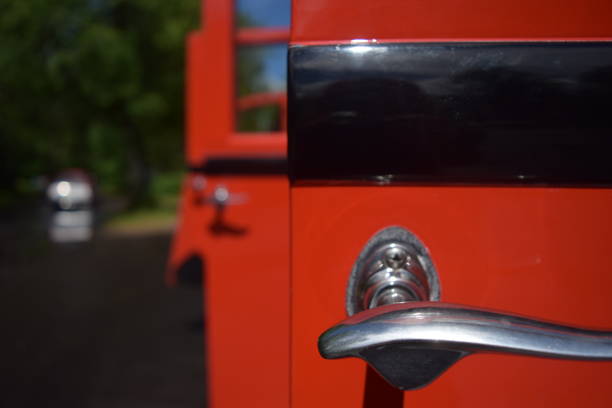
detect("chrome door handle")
(190, 177), (248, 207)
(210, 185), (248, 207)
(318, 226), (612, 391)
(319, 302), (612, 390)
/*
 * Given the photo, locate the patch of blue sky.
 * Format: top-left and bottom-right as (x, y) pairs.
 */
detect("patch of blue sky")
(259, 44), (287, 92)
(236, 0), (291, 27)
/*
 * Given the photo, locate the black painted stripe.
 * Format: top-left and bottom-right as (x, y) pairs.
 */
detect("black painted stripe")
(189, 156), (287, 175)
(288, 42), (612, 185)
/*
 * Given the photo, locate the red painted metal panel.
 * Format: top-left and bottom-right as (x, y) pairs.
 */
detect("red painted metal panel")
(290, 3), (612, 406)
(237, 27), (290, 45)
(168, 175), (291, 408)
(290, 186), (612, 407)
(185, 0), (286, 166)
(204, 176), (290, 408)
(170, 1), (291, 407)
(291, 0), (612, 43)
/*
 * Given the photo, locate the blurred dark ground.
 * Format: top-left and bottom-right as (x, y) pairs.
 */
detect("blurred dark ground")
(0, 199), (204, 407)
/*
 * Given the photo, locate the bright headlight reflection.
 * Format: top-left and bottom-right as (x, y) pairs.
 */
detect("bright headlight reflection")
(56, 181), (72, 197)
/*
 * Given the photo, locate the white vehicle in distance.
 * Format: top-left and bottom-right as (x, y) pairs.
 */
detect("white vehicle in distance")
(46, 169), (95, 211)
(46, 169), (96, 243)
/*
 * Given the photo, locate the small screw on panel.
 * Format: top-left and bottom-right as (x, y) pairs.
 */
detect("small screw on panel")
(383, 246), (408, 269)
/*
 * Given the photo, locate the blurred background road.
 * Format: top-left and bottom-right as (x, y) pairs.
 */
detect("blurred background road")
(0, 201), (204, 408)
(0, 0), (284, 405)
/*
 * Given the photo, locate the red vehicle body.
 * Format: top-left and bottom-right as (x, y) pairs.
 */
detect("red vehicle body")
(167, 1), (290, 407)
(170, 0), (612, 407)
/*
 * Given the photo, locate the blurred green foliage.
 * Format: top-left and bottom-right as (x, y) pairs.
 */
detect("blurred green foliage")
(0, 0), (199, 207)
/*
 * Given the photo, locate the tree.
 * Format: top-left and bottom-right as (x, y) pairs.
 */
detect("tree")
(0, 0), (199, 207)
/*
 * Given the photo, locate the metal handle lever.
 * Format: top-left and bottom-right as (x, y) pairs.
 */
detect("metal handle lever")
(318, 302), (612, 390)
(209, 185), (247, 207)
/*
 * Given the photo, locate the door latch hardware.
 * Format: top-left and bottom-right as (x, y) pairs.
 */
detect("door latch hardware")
(346, 226), (440, 316)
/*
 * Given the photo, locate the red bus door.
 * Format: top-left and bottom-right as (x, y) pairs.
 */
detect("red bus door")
(168, 1), (291, 407)
(288, 1), (612, 407)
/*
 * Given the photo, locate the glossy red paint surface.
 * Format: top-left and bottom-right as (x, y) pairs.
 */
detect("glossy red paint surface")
(169, 175), (290, 408)
(292, 0), (612, 43)
(290, 2), (612, 406)
(172, 0), (289, 286)
(171, 0), (612, 407)
(186, 1), (285, 166)
(291, 186), (612, 407)
(203, 176), (290, 408)
(168, 1), (291, 406)
(237, 27), (289, 45)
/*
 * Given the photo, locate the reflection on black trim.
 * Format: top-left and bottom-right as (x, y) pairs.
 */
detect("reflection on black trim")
(288, 42), (612, 185)
(189, 156), (287, 175)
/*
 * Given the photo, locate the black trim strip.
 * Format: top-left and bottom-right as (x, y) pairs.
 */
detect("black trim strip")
(288, 42), (612, 185)
(189, 156), (287, 175)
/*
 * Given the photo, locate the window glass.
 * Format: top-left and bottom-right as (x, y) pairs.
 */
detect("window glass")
(236, 44), (287, 132)
(237, 105), (281, 132)
(236, 0), (290, 28)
